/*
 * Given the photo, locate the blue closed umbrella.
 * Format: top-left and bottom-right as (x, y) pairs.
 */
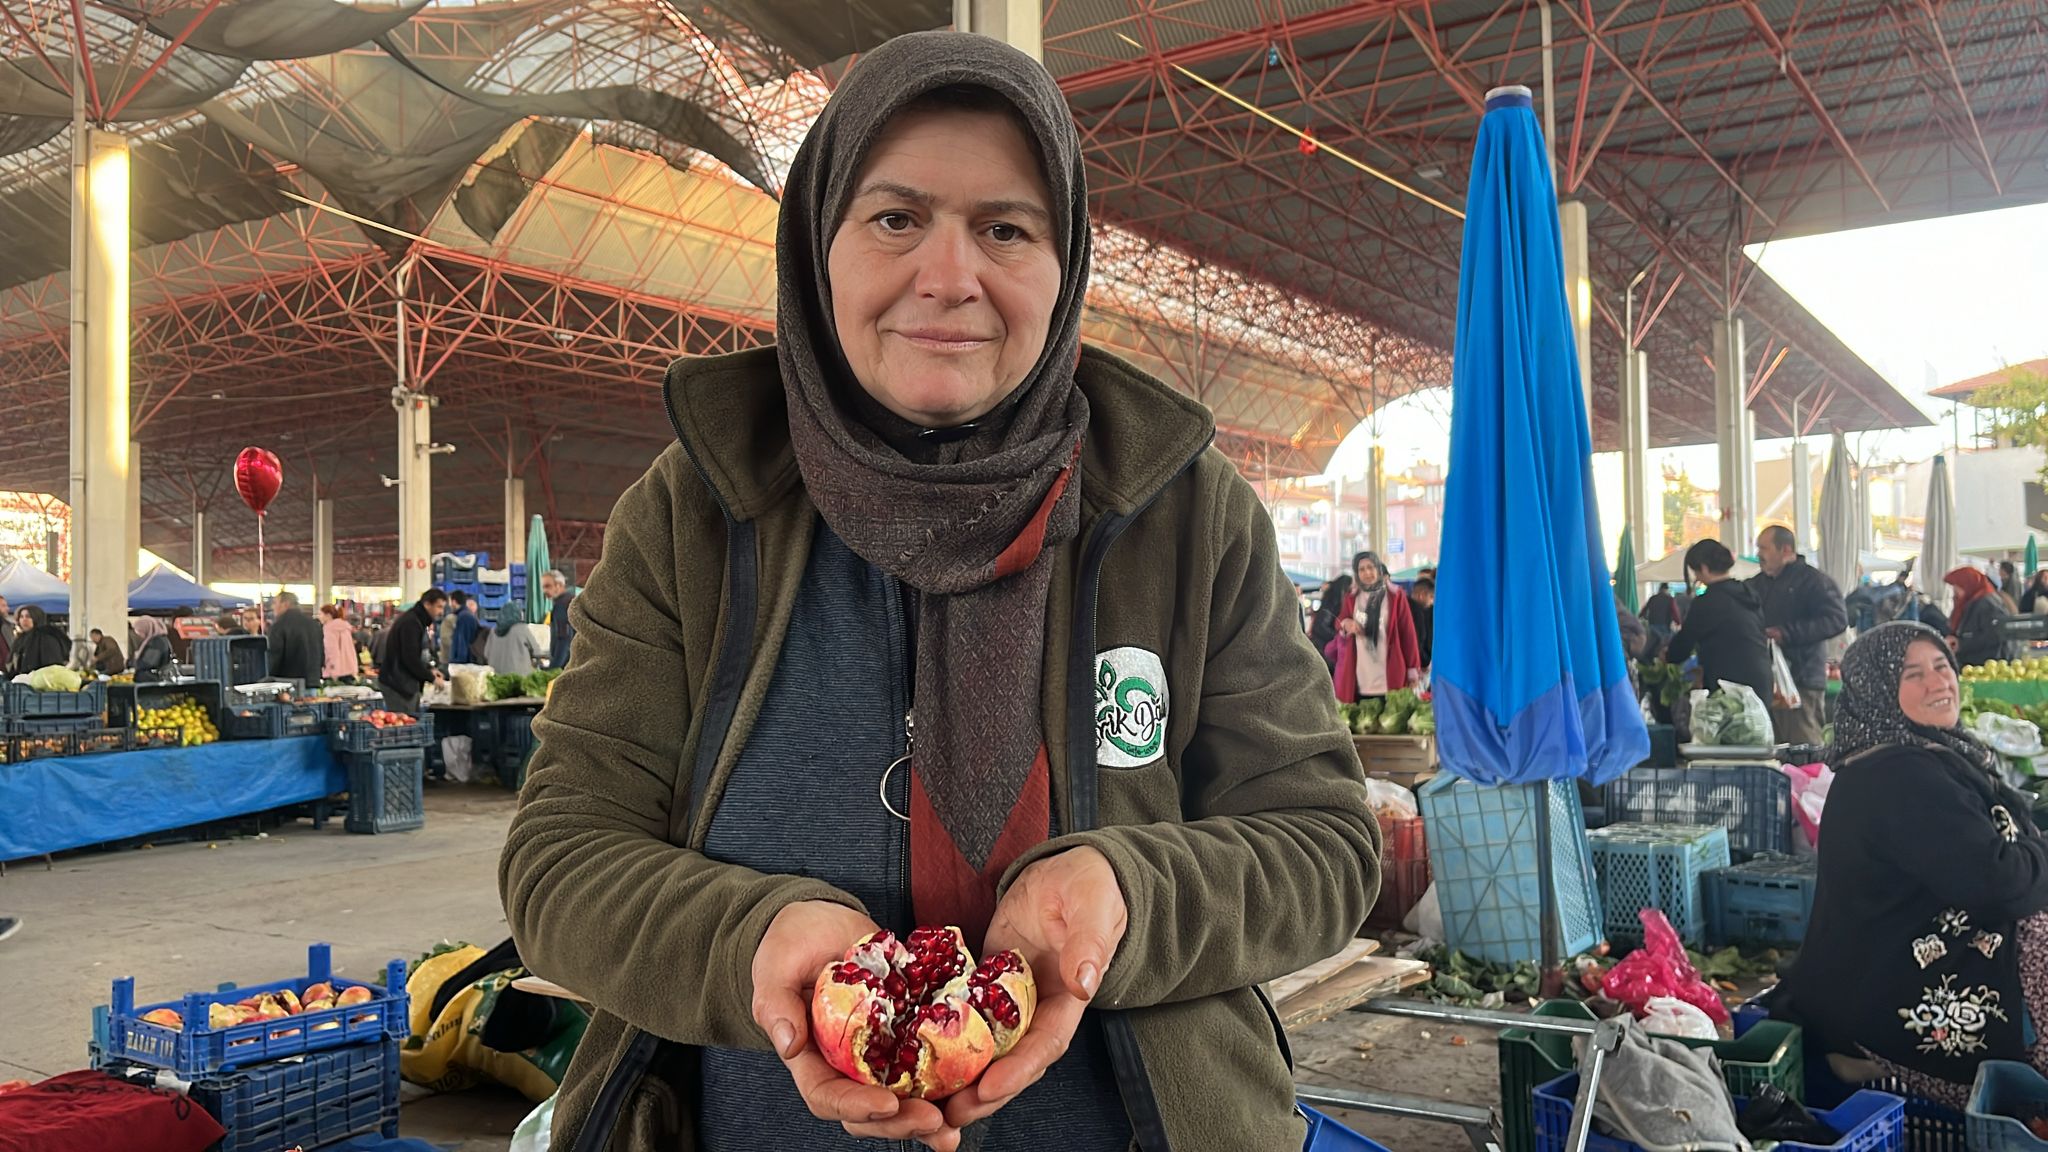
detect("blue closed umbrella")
(1434, 86), (1649, 791)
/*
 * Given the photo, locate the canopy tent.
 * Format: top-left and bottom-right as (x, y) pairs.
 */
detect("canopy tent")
(1636, 548), (1760, 586)
(0, 559), (71, 613)
(127, 564), (251, 612)
(1284, 569), (1326, 589)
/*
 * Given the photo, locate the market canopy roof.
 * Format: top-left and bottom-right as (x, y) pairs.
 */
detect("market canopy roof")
(0, 558), (71, 613)
(2, 0), (2008, 586)
(128, 563), (251, 612)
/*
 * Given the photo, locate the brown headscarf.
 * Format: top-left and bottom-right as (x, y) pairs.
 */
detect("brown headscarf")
(776, 31), (1092, 942)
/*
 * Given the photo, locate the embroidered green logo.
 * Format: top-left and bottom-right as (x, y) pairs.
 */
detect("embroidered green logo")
(1095, 647), (1168, 767)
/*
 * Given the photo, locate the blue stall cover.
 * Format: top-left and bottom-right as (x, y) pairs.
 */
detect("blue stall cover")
(0, 736), (343, 861)
(127, 563), (251, 611)
(1432, 87), (1649, 787)
(0, 558), (70, 613)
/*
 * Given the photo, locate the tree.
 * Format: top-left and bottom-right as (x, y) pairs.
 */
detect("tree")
(1661, 467), (1712, 554)
(1976, 369), (2048, 482)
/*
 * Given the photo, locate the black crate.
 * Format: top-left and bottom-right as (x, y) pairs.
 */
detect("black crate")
(330, 716), (432, 754)
(222, 702), (325, 741)
(107, 681), (224, 729)
(1602, 762), (1794, 861)
(2, 679), (107, 721)
(346, 749), (425, 834)
(191, 636), (269, 689)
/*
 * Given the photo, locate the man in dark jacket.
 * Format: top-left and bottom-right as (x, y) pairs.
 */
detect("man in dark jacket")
(8, 606), (71, 676)
(378, 590), (448, 713)
(449, 592), (483, 665)
(1665, 539), (1774, 707)
(1750, 525), (1848, 745)
(267, 592), (327, 686)
(88, 629), (125, 675)
(542, 569), (575, 669)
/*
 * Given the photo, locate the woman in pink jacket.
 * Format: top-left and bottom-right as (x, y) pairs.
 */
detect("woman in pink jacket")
(319, 604), (360, 681)
(1325, 551), (1422, 702)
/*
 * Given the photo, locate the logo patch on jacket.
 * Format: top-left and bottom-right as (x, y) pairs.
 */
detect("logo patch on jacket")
(1095, 647), (1168, 767)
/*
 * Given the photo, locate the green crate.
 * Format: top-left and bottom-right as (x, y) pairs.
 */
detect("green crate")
(1498, 1002), (1804, 1152)
(1499, 1000), (1597, 1152)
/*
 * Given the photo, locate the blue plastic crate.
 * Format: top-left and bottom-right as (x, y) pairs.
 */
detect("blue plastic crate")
(221, 701), (324, 741)
(6, 711), (104, 735)
(330, 715), (433, 753)
(102, 942), (408, 1077)
(1705, 854), (1818, 947)
(2, 679), (107, 719)
(1601, 762), (1793, 861)
(1588, 823), (1730, 946)
(347, 748), (425, 834)
(1534, 1074), (1903, 1152)
(1735, 992), (1967, 1152)
(1418, 777), (1604, 967)
(1300, 1104), (1392, 1151)
(191, 636), (270, 689)
(309, 697), (369, 723)
(1968, 1061), (2048, 1152)
(1645, 723), (1679, 767)
(193, 1037), (399, 1152)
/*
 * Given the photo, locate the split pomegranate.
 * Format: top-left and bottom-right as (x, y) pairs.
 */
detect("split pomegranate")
(811, 926), (1036, 1099)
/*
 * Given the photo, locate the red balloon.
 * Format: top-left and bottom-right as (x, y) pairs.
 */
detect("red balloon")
(234, 447), (283, 516)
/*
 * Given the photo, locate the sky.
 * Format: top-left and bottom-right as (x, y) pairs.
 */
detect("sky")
(1323, 200), (2048, 558)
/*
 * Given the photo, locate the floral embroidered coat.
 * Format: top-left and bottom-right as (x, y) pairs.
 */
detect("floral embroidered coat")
(1780, 744), (2048, 1080)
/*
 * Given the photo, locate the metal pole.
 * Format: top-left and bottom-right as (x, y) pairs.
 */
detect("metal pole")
(1539, 1), (1558, 182)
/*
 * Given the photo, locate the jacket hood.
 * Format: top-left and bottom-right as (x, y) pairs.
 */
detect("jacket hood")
(662, 344), (1216, 523)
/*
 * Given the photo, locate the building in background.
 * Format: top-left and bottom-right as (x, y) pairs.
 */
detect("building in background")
(1265, 462), (1445, 578)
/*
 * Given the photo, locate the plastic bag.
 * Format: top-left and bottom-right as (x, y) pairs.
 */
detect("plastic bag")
(1692, 681), (1774, 747)
(509, 1095), (556, 1152)
(1780, 762), (1833, 852)
(1739, 1086), (1839, 1146)
(1600, 908), (1731, 1027)
(1366, 779), (1418, 825)
(1768, 641), (1802, 710)
(1972, 713), (2045, 759)
(443, 735), (475, 784)
(1640, 996), (1719, 1040)
(1403, 881), (1443, 942)
(451, 668), (489, 706)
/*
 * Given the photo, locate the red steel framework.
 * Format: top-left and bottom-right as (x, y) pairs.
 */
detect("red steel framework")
(3, 0), (2029, 583)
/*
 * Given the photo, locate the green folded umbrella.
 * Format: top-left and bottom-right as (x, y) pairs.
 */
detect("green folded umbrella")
(526, 514), (552, 625)
(2028, 534), (2039, 579)
(1614, 526), (1639, 614)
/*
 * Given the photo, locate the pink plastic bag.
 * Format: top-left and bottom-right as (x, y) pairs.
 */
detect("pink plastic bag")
(1780, 762), (1832, 852)
(1600, 908), (1731, 1026)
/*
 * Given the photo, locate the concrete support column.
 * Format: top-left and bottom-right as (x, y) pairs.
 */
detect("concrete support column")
(126, 442), (141, 577)
(192, 511), (208, 585)
(1790, 439), (1812, 553)
(68, 126), (132, 647)
(504, 478), (526, 568)
(313, 498), (334, 607)
(394, 389), (436, 601)
(1367, 444), (1389, 563)
(1559, 200), (1593, 415)
(1712, 317), (1755, 550)
(1619, 347), (1657, 565)
(1326, 476), (1343, 579)
(953, 0), (1041, 59)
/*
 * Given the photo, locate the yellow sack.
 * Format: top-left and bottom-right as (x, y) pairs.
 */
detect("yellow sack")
(399, 945), (588, 1104)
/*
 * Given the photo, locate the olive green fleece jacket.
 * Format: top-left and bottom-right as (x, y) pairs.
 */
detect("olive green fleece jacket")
(499, 345), (1380, 1151)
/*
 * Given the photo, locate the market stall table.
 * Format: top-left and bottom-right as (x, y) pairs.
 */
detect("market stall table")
(0, 736), (345, 864)
(425, 697), (545, 787)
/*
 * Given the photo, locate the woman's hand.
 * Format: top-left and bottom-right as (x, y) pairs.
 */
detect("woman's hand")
(751, 901), (960, 1150)
(1337, 618), (1360, 637)
(942, 847), (1128, 1129)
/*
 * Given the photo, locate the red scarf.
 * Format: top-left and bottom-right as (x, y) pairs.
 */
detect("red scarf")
(1944, 567), (1998, 634)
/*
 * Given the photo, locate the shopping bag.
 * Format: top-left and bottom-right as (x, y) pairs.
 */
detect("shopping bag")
(1768, 641), (1802, 710)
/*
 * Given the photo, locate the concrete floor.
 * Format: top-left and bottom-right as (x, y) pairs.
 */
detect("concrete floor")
(0, 784), (1488, 1152)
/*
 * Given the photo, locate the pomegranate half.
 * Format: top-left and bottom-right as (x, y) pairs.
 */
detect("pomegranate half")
(810, 926), (1037, 1099)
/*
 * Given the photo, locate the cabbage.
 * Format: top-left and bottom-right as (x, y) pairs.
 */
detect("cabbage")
(1692, 681), (1772, 746)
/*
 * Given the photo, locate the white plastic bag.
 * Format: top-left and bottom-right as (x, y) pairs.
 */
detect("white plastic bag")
(510, 1094), (556, 1152)
(451, 668), (489, 706)
(1768, 641), (1802, 710)
(442, 735), (476, 784)
(1402, 880), (1443, 942)
(1640, 996), (1720, 1040)
(1366, 778), (1418, 825)
(1972, 713), (2044, 759)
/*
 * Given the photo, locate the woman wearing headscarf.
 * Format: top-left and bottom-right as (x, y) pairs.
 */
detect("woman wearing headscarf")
(485, 613), (544, 677)
(1947, 566), (2019, 666)
(8, 606), (71, 676)
(499, 32), (1377, 1152)
(128, 615), (176, 683)
(1325, 551), (1422, 703)
(1776, 622), (2048, 1105)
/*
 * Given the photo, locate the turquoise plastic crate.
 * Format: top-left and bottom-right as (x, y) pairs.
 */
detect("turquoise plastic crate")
(1968, 1061), (2048, 1152)
(1534, 1073), (1903, 1152)
(1704, 853), (1818, 947)
(1588, 823), (1730, 946)
(1418, 777), (1604, 967)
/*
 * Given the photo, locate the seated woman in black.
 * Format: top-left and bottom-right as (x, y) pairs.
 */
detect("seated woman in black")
(1778, 621), (2048, 1105)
